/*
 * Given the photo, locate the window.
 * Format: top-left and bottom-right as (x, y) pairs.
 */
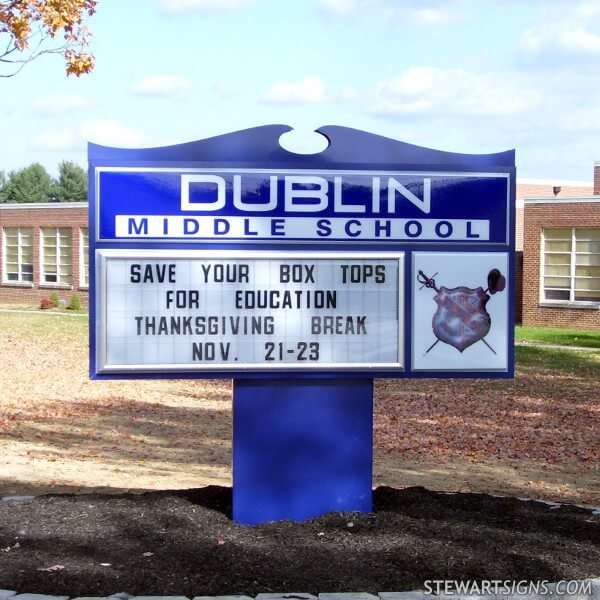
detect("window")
(80, 228), (89, 288)
(542, 228), (600, 303)
(2, 227), (33, 284)
(41, 227), (72, 286)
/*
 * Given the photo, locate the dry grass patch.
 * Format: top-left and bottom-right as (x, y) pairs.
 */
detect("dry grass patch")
(1, 311), (598, 504)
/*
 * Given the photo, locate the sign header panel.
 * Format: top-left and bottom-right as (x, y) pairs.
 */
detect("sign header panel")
(96, 169), (509, 244)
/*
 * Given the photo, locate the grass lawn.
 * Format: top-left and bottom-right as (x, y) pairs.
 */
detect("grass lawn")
(516, 324), (600, 348)
(516, 344), (600, 373)
(0, 307), (87, 341)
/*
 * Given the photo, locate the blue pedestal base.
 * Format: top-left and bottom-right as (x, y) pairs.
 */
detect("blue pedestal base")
(232, 378), (373, 525)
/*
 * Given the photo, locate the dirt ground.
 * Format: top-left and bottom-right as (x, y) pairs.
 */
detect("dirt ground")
(0, 311), (599, 505)
(1, 486), (599, 596)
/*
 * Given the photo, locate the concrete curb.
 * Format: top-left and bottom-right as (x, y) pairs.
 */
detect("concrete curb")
(0, 582), (599, 600)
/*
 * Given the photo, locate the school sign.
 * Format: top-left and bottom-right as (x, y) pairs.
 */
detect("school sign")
(89, 125), (515, 523)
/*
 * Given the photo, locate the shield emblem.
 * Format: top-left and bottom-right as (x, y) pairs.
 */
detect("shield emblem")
(432, 286), (491, 352)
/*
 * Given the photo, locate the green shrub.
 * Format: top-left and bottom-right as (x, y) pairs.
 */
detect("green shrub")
(50, 291), (60, 307)
(67, 293), (81, 311)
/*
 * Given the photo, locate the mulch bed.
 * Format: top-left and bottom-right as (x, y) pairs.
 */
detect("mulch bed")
(1, 486), (599, 597)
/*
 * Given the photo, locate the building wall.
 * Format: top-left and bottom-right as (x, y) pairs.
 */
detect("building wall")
(522, 199), (600, 329)
(513, 183), (593, 323)
(595, 163), (600, 195)
(0, 203), (89, 306)
(516, 181), (593, 251)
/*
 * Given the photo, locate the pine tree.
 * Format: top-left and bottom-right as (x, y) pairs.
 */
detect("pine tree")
(0, 170), (7, 202)
(2, 163), (54, 203)
(54, 160), (87, 202)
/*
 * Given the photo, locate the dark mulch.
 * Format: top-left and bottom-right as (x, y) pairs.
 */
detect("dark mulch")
(1, 486), (599, 597)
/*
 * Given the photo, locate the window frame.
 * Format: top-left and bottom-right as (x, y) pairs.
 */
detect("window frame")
(80, 227), (89, 289)
(541, 227), (600, 306)
(2, 227), (34, 286)
(40, 227), (73, 288)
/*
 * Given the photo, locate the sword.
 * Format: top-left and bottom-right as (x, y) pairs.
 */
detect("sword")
(424, 338), (440, 355)
(481, 338), (497, 355)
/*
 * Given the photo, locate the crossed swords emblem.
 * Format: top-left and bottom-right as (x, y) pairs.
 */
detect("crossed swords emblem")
(417, 269), (506, 356)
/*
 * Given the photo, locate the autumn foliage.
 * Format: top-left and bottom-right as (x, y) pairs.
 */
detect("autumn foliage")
(0, 0), (96, 76)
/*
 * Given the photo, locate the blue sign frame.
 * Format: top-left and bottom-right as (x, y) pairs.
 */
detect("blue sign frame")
(89, 125), (516, 381)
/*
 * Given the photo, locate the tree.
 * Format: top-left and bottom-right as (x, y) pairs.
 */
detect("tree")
(0, 0), (97, 77)
(0, 170), (6, 198)
(53, 159), (86, 201)
(1, 162), (54, 202)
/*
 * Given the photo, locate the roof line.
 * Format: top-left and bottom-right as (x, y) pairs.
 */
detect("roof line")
(524, 196), (600, 204)
(0, 202), (88, 209)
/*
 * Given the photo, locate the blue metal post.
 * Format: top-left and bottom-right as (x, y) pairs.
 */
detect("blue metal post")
(232, 378), (373, 525)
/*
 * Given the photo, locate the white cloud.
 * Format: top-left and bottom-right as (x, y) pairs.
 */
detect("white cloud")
(29, 119), (153, 151)
(362, 60), (600, 180)
(402, 6), (462, 27)
(521, 24), (600, 56)
(519, 1), (600, 62)
(339, 86), (358, 101)
(316, 0), (373, 17)
(29, 131), (78, 151)
(560, 106), (600, 133)
(131, 74), (192, 97)
(263, 76), (329, 104)
(158, 0), (255, 13)
(81, 120), (152, 147)
(369, 67), (540, 117)
(32, 93), (93, 115)
(316, 0), (463, 26)
(575, 1), (600, 19)
(318, 0), (569, 19)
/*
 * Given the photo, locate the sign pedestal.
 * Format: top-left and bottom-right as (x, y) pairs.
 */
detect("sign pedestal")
(233, 378), (373, 525)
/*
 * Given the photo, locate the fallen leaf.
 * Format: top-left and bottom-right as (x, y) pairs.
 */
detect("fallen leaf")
(37, 565), (65, 572)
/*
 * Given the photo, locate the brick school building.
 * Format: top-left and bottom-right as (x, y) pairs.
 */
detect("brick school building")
(522, 177), (600, 329)
(0, 202), (89, 306)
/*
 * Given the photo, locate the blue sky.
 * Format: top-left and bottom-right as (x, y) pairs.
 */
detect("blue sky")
(1, 0), (599, 182)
